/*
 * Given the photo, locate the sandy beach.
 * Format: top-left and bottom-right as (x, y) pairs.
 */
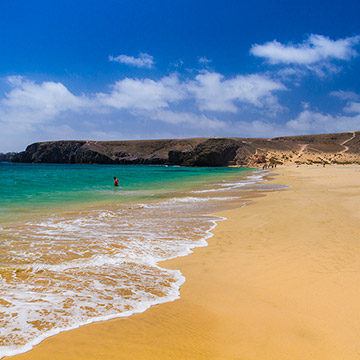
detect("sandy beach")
(7, 165), (360, 360)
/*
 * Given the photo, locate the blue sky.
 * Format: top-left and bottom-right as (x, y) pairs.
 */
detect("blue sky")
(1, 0), (360, 151)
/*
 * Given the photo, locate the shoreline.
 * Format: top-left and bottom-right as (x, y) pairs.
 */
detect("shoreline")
(6, 165), (360, 359)
(0, 163), (253, 226)
(1, 167), (260, 359)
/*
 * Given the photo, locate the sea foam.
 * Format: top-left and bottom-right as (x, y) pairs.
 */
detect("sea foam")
(0, 169), (275, 358)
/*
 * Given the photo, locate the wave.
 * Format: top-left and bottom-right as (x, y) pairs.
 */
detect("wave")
(0, 169), (282, 358)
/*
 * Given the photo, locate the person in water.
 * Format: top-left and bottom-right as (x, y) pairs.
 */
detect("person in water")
(114, 177), (119, 187)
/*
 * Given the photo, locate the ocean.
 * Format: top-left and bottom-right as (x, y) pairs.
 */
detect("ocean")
(0, 163), (280, 358)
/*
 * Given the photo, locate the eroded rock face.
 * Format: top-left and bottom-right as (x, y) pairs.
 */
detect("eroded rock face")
(168, 138), (240, 166)
(13, 138), (243, 166)
(13, 142), (87, 163)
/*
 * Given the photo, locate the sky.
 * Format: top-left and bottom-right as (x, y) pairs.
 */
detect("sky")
(1, 0), (360, 152)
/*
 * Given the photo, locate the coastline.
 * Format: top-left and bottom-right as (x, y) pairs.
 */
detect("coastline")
(6, 165), (360, 360)
(0, 165), (257, 358)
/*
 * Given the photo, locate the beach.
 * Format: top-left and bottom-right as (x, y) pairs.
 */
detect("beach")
(6, 165), (360, 360)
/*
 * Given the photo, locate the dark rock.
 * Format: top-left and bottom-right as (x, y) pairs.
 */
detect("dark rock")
(168, 138), (240, 166)
(13, 141), (86, 163)
(0, 152), (16, 162)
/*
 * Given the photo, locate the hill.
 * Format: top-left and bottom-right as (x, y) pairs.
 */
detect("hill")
(12, 131), (360, 167)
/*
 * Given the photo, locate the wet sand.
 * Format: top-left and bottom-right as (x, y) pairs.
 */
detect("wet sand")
(7, 165), (360, 360)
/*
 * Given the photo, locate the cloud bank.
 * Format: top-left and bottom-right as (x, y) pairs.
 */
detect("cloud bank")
(1, 33), (359, 151)
(0, 70), (288, 151)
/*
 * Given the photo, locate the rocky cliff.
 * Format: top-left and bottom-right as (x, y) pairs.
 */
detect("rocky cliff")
(12, 131), (360, 166)
(0, 152), (16, 162)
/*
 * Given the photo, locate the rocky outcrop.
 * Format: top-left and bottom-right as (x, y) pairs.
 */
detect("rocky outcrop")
(12, 131), (360, 167)
(13, 141), (87, 163)
(13, 139), (203, 165)
(13, 138), (246, 166)
(168, 138), (241, 166)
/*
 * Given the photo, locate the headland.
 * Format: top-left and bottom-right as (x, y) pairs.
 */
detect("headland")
(10, 131), (360, 167)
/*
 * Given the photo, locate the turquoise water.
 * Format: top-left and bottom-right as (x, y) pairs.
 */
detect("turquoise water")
(0, 163), (250, 222)
(0, 162), (268, 358)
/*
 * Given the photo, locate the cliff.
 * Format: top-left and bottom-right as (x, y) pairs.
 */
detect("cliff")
(0, 152), (16, 162)
(12, 131), (360, 166)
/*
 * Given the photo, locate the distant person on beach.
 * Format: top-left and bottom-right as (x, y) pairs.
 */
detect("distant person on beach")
(114, 177), (119, 187)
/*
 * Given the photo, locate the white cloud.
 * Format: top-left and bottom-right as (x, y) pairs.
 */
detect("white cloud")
(286, 109), (360, 134)
(344, 102), (360, 113)
(198, 56), (212, 65)
(109, 53), (154, 68)
(307, 62), (343, 77)
(330, 90), (360, 101)
(95, 71), (286, 115)
(229, 106), (360, 139)
(276, 67), (308, 82)
(251, 34), (360, 66)
(187, 71), (286, 114)
(0, 71), (287, 145)
(0, 77), (99, 151)
(172, 59), (184, 69)
(0, 76), (91, 126)
(329, 90), (360, 114)
(96, 75), (187, 111)
(7, 69), (355, 152)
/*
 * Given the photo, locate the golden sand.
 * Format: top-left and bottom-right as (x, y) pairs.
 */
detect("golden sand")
(7, 165), (360, 360)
